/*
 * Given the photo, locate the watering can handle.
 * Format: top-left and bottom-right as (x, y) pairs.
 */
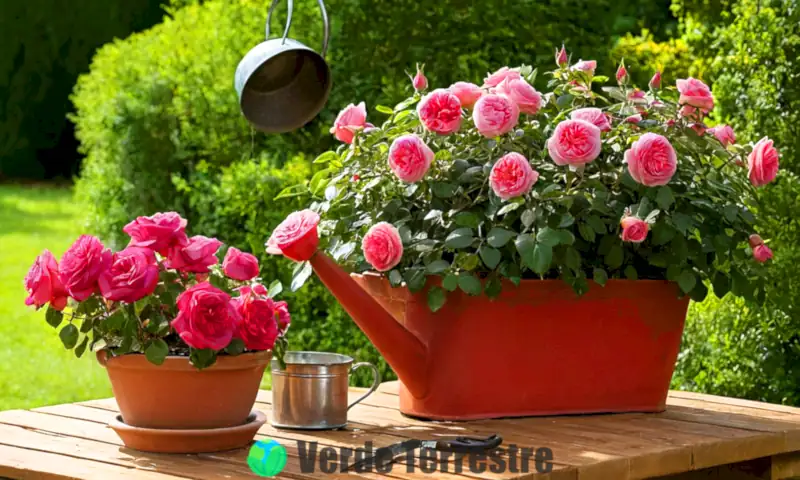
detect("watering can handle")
(347, 362), (380, 410)
(266, 0), (330, 58)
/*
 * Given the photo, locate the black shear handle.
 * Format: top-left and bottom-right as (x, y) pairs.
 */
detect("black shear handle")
(439, 434), (503, 453)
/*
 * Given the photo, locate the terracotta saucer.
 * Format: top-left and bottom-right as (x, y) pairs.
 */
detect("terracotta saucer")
(109, 410), (266, 453)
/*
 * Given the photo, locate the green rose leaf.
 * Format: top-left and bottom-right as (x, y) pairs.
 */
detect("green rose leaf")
(445, 228), (474, 248)
(497, 202), (522, 216)
(531, 244), (553, 275)
(290, 261), (313, 291)
(487, 227), (515, 247)
(74, 337), (89, 358)
(479, 246), (502, 269)
(593, 268), (609, 286)
(536, 227), (561, 247)
(454, 212), (480, 228)
(403, 268), (427, 293)
(723, 204), (739, 223)
(145, 339), (170, 365)
(189, 348), (217, 370)
(655, 186), (674, 210)
(427, 286), (446, 312)
(564, 246), (581, 272)
(586, 215), (606, 234)
(432, 182), (458, 198)
(268, 280), (283, 298)
(604, 244), (624, 269)
(225, 338), (246, 356)
(521, 209), (537, 228)
(689, 281), (709, 302)
(457, 274), (482, 296)
(515, 234), (536, 268)
(45, 306), (63, 328)
(59, 324), (79, 349)
(484, 277), (502, 299)
(388, 270), (403, 287)
(426, 260), (450, 274)
(578, 222), (596, 242)
(712, 272), (730, 298)
(677, 270), (697, 293)
(442, 274), (458, 292)
(624, 265), (639, 280)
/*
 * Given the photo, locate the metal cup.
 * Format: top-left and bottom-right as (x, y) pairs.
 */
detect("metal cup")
(270, 351), (380, 430)
(234, 0), (332, 133)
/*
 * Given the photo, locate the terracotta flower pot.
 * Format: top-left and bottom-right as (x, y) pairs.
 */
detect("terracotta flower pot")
(97, 350), (271, 429)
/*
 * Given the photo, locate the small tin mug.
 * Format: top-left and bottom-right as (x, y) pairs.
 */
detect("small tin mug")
(270, 351), (380, 430)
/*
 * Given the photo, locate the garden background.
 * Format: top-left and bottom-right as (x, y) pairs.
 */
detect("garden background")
(1, 0), (798, 410)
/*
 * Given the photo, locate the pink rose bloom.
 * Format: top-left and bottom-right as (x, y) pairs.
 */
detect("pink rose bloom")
(482, 67), (521, 88)
(472, 94), (519, 138)
(572, 60), (597, 75)
(620, 216), (649, 243)
(707, 125), (736, 148)
(677, 77), (714, 112)
(547, 119), (602, 166)
(489, 153), (539, 200)
(417, 89), (463, 135)
(448, 82), (483, 109)
(24, 250), (68, 311)
(231, 293), (279, 351)
(222, 247), (260, 281)
(98, 247), (159, 303)
(59, 235), (112, 302)
(753, 244), (773, 263)
(172, 282), (240, 351)
(165, 235), (223, 273)
(388, 134), (434, 183)
(495, 77), (542, 115)
(555, 45), (568, 66)
(273, 300), (291, 330)
(616, 63), (628, 84)
(330, 102), (367, 144)
(267, 209), (321, 262)
(571, 108), (611, 132)
(749, 234), (764, 248)
(625, 114), (643, 124)
(362, 222), (403, 272)
(123, 212), (189, 256)
(748, 137), (779, 187)
(412, 65), (428, 91)
(627, 89), (646, 103)
(625, 133), (678, 186)
(649, 71), (662, 89)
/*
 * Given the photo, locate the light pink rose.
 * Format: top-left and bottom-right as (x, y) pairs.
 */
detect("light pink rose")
(677, 77), (714, 113)
(649, 71), (662, 89)
(555, 45), (568, 66)
(59, 235), (112, 302)
(571, 108), (611, 132)
(495, 77), (542, 115)
(489, 153), (539, 200)
(707, 125), (735, 148)
(362, 222), (403, 272)
(546, 119), (602, 166)
(417, 89), (462, 135)
(123, 212), (189, 256)
(625, 114), (643, 124)
(620, 216), (649, 243)
(572, 60), (597, 75)
(165, 235), (222, 273)
(412, 65), (427, 91)
(231, 291), (279, 351)
(330, 102), (367, 144)
(748, 137), (779, 187)
(625, 133), (677, 186)
(98, 247), (159, 303)
(472, 94), (519, 138)
(222, 247), (260, 281)
(627, 89), (646, 103)
(388, 134), (434, 183)
(24, 250), (68, 311)
(171, 282), (240, 351)
(266, 209), (321, 262)
(482, 67), (521, 88)
(448, 82), (483, 109)
(753, 244), (773, 263)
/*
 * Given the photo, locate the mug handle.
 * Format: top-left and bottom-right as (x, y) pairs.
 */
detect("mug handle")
(265, 0), (330, 57)
(347, 362), (380, 410)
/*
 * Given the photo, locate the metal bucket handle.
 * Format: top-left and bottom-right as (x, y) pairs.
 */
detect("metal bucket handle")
(266, 0), (330, 57)
(347, 362), (380, 410)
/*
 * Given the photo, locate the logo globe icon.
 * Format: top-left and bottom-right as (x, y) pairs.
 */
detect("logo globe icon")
(248, 439), (287, 477)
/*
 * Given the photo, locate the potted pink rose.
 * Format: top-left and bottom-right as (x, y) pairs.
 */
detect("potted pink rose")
(23, 212), (290, 452)
(264, 49), (780, 421)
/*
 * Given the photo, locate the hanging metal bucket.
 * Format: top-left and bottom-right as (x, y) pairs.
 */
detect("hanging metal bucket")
(234, 0), (331, 133)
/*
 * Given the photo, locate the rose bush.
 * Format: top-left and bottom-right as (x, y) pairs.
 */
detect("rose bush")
(23, 212), (291, 369)
(272, 51), (778, 312)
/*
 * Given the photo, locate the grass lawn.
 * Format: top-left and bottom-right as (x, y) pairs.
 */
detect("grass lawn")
(0, 184), (111, 410)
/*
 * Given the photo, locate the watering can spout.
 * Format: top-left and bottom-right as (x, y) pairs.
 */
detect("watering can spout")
(308, 252), (428, 398)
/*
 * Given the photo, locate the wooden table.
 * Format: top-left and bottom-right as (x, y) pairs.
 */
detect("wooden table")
(1, 381), (800, 479)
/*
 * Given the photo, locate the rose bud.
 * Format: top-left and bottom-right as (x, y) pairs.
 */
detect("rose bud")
(412, 64), (428, 92)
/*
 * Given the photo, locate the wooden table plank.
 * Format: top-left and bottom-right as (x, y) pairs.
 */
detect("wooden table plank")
(1, 382), (800, 479)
